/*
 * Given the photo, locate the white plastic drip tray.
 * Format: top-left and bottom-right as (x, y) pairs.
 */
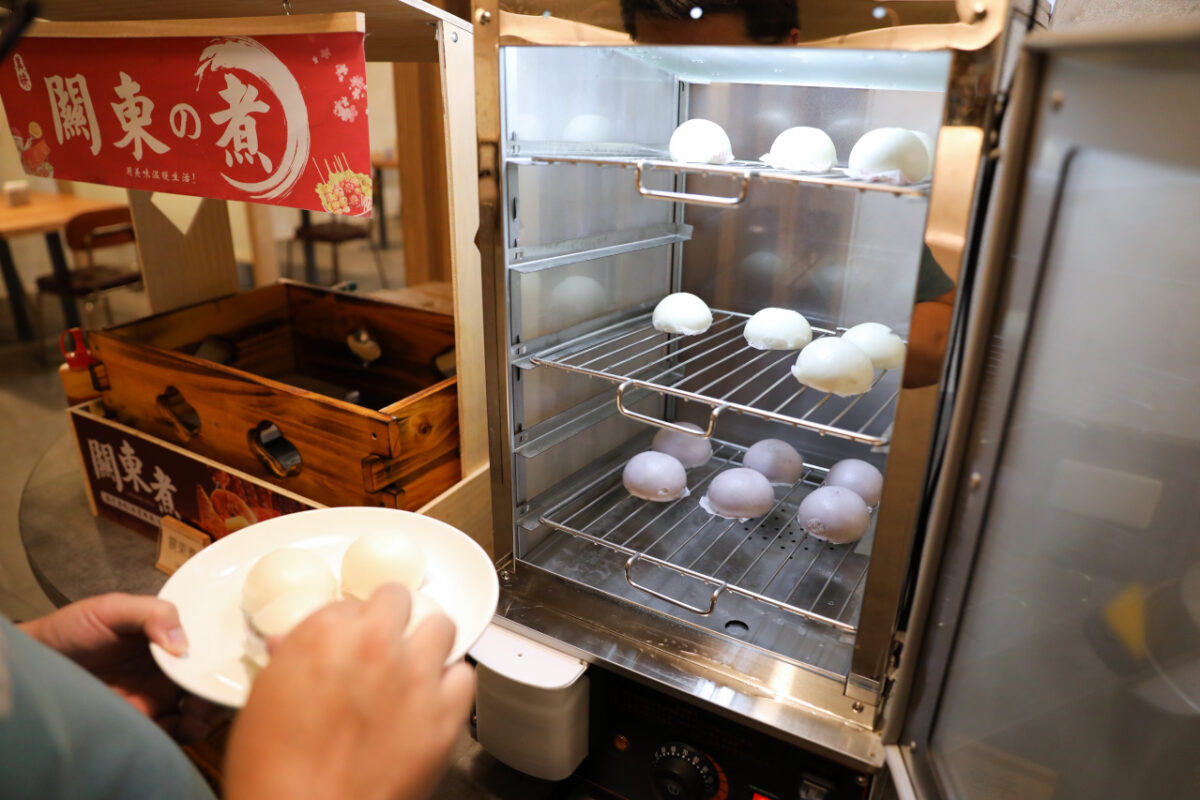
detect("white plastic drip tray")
(469, 622), (587, 691)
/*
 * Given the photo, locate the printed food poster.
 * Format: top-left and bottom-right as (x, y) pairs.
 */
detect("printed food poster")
(71, 408), (319, 541)
(0, 30), (372, 216)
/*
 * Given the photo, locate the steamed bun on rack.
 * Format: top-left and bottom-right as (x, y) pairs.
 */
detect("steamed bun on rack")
(796, 486), (871, 544)
(742, 438), (805, 485)
(653, 292), (713, 335)
(562, 113), (613, 143)
(743, 308), (812, 351)
(910, 130), (935, 181)
(669, 119), (734, 164)
(761, 127), (837, 173)
(790, 336), (875, 397)
(623, 451), (689, 502)
(841, 322), (906, 370)
(651, 423), (713, 469)
(847, 128), (930, 185)
(701, 468), (776, 520)
(825, 458), (884, 507)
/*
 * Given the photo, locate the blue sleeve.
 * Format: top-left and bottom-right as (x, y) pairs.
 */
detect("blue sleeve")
(0, 616), (217, 800)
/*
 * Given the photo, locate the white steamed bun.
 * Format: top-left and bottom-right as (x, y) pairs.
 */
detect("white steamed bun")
(241, 548), (337, 617)
(244, 588), (331, 667)
(341, 530), (427, 601)
(841, 322), (906, 370)
(847, 128), (930, 184)
(669, 119), (733, 164)
(743, 308), (813, 350)
(761, 126), (836, 172)
(562, 113), (613, 142)
(790, 336), (874, 396)
(910, 130), (935, 180)
(653, 292), (712, 335)
(404, 591), (446, 635)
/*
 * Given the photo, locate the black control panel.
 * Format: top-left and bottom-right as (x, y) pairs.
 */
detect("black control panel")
(573, 669), (872, 800)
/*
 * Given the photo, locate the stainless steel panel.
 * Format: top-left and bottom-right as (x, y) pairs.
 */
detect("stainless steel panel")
(503, 47), (678, 147)
(513, 246), (673, 344)
(508, 163), (675, 248)
(493, 562), (886, 770)
(896, 25), (1200, 800)
(518, 392), (660, 504)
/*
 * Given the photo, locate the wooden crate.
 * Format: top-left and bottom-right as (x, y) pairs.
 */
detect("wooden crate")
(87, 281), (460, 511)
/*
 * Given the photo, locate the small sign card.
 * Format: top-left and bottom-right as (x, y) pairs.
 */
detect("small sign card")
(0, 14), (373, 216)
(156, 517), (212, 576)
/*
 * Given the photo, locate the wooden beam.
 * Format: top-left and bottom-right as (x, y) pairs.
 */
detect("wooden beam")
(28, 0), (464, 62)
(25, 12), (365, 37)
(127, 190), (239, 313)
(393, 60), (451, 286)
(244, 203), (280, 287)
(436, 21), (487, 474)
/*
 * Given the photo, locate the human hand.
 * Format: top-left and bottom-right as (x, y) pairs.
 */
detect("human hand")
(17, 592), (224, 742)
(903, 295), (954, 389)
(224, 584), (476, 800)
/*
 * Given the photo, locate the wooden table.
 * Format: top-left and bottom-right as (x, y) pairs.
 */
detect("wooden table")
(0, 191), (125, 341)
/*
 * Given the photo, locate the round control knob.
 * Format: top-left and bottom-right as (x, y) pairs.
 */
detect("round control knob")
(652, 743), (717, 800)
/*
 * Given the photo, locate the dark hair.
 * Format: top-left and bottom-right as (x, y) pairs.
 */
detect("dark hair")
(620, 0), (799, 43)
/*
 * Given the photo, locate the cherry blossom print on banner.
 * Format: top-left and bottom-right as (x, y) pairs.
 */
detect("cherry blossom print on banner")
(0, 32), (372, 216)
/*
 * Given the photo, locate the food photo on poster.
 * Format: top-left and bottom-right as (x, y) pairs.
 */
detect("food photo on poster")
(0, 21), (373, 216)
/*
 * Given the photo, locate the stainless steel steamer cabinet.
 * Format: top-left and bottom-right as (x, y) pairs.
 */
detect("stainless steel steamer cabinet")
(469, 3), (1200, 798)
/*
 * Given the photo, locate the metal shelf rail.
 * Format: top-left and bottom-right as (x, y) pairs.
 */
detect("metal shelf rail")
(537, 441), (871, 630)
(507, 151), (931, 205)
(525, 309), (898, 446)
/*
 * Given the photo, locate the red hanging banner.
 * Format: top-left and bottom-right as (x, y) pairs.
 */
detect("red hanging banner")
(0, 15), (373, 217)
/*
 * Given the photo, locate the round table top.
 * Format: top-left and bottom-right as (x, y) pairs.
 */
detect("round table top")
(20, 432), (166, 607)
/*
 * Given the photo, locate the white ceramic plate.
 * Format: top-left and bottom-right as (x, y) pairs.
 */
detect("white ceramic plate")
(151, 507), (498, 707)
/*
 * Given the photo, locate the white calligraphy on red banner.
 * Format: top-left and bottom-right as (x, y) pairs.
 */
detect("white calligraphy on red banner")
(0, 30), (371, 215)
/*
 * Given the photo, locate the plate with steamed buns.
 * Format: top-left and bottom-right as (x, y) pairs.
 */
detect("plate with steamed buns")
(151, 507), (498, 707)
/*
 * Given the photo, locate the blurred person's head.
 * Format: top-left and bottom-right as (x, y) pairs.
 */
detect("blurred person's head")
(621, 0), (801, 44)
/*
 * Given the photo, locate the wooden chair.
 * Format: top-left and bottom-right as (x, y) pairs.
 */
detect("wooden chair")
(285, 214), (388, 288)
(33, 206), (142, 360)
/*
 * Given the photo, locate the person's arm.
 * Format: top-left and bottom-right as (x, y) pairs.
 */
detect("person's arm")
(224, 584), (475, 800)
(17, 593), (221, 742)
(904, 288), (955, 389)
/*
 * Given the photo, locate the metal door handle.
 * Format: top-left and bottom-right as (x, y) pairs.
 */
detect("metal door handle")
(615, 380), (726, 437)
(624, 553), (725, 616)
(635, 161), (750, 207)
